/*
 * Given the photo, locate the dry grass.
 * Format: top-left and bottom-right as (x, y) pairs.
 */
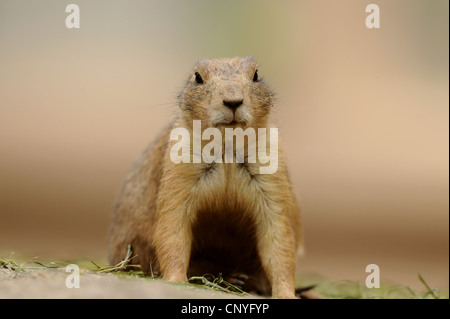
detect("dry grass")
(1, 252), (447, 299)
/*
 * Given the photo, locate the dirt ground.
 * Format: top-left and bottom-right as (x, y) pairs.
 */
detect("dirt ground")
(0, 268), (254, 299)
(2, 264), (448, 299)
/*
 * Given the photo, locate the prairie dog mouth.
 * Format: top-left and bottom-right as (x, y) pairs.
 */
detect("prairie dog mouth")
(213, 119), (246, 127)
(212, 112), (248, 127)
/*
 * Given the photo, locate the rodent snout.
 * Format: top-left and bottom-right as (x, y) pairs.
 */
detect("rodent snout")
(222, 84), (244, 110)
(223, 98), (243, 110)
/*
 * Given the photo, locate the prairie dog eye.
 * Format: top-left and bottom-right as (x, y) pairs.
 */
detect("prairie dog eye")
(195, 72), (203, 84)
(253, 69), (259, 82)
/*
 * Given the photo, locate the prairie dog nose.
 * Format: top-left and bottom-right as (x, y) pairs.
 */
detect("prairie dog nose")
(223, 98), (243, 109)
(223, 83), (244, 110)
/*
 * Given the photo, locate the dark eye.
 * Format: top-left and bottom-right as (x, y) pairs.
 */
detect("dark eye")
(195, 72), (203, 84)
(253, 70), (259, 82)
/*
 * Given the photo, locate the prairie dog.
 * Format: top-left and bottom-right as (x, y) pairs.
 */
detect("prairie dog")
(107, 57), (302, 298)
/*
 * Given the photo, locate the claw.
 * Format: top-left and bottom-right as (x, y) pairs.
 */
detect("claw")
(226, 273), (249, 290)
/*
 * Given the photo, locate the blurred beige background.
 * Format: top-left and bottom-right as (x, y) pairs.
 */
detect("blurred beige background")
(0, 0), (448, 290)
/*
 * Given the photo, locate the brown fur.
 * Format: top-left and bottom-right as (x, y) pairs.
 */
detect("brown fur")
(107, 57), (302, 298)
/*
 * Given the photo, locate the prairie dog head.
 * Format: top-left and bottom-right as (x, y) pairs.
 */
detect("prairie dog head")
(178, 57), (274, 129)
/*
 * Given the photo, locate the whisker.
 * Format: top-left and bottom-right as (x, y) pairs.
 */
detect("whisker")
(143, 102), (176, 109)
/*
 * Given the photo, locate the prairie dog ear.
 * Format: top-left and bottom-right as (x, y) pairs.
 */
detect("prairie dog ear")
(244, 55), (256, 63)
(244, 56), (257, 68)
(241, 56), (258, 77)
(192, 59), (211, 81)
(241, 56), (258, 81)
